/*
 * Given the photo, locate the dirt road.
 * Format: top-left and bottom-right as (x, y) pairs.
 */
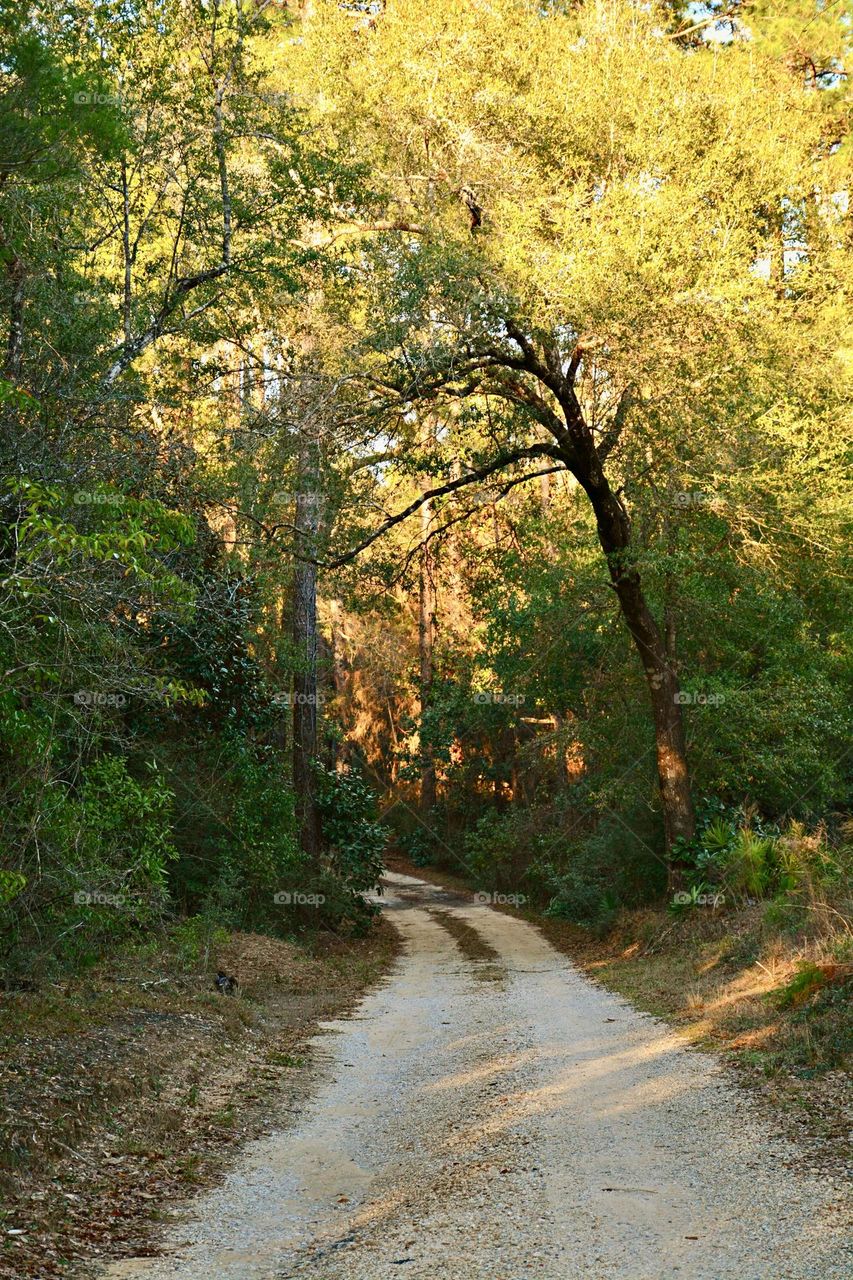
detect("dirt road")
(103, 872), (851, 1280)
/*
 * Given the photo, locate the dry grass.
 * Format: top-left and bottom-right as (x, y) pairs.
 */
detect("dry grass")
(0, 921), (399, 1279)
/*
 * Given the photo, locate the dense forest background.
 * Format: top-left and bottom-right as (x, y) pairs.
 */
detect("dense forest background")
(1, 0), (850, 980)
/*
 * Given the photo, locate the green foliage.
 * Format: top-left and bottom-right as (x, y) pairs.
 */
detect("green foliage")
(209, 741), (305, 929)
(315, 764), (386, 930)
(541, 805), (667, 931)
(724, 831), (777, 899)
(0, 755), (177, 977)
(461, 810), (528, 892)
(73, 757), (177, 890)
(670, 800), (851, 936)
(0, 0), (850, 977)
(397, 828), (440, 868)
(773, 961), (830, 1010)
(0, 870), (26, 905)
(786, 974), (853, 1074)
(452, 800), (666, 932)
(170, 916), (231, 970)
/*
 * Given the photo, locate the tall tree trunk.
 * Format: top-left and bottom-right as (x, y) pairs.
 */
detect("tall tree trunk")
(292, 429), (321, 859)
(573, 452), (695, 876)
(323, 598), (348, 771)
(120, 157), (132, 344)
(663, 515), (678, 665)
(3, 251), (24, 380)
(418, 487), (437, 815)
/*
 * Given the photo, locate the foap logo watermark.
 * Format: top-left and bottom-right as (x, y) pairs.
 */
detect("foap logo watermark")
(272, 691), (326, 708)
(273, 890), (325, 906)
(673, 891), (725, 908)
(74, 690), (128, 708)
(271, 491), (320, 507)
(674, 692), (724, 707)
(73, 491), (126, 506)
(472, 691), (525, 707)
(74, 89), (123, 107)
(672, 491), (713, 508)
(473, 891), (527, 907)
(74, 890), (126, 908)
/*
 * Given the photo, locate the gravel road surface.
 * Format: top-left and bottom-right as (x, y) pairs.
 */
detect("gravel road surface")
(102, 871), (851, 1280)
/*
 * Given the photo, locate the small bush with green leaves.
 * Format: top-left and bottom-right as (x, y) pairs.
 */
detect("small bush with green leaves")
(171, 916), (231, 970)
(398, 828), (441, 867)
(461, 810), (529, 893)
(315, 763), (387, 931)
(1, 755), (177, 979)
(671, 798), (851, 931)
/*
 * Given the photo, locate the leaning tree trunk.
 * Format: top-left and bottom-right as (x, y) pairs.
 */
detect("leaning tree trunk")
(574, 451), (695, 880)
(292, 432), (322, 860)
(418, 487), (437, 815)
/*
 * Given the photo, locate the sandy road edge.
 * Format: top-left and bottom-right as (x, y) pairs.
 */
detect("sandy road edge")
(386, 854), (852, 1180)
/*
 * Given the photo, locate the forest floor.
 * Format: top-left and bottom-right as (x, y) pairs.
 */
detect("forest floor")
(82, 872), (851, 1280)
(0, 922), (399, 1279)
(392, 855), (852, 1177)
